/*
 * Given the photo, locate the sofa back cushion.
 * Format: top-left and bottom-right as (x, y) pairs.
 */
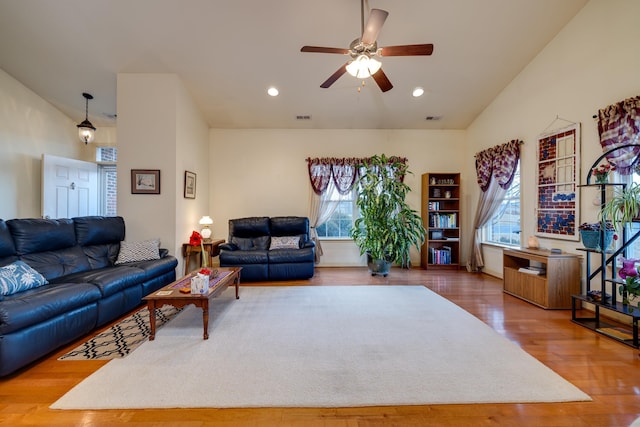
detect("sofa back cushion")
(74, 216), (125, 246)
(6, 218), (93, 280)
(21, 246), (92, 281)
(73, 216), (126, 269)
(0, 220), (17, 266)
(7, 218), (76, 255)
(270, 217), (310, 243)
(228, 217), (271, 250)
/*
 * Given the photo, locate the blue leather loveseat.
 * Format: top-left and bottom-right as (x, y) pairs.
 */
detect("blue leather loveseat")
(0, 216), (178, 376)
(219, 216), (315, 281)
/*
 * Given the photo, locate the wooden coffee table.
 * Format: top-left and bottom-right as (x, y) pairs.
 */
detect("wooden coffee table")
(143, 267), (241, 340)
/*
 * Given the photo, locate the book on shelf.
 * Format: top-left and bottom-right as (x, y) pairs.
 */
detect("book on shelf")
(429, 246), (453, 265)
(428, 212), (457, 228)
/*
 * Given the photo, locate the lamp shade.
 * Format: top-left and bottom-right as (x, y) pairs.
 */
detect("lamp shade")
(77, 120), (96, 144)
(346, 55), (381, 79)
(199, 216), (213, 225)
(77, 92), (96, 144)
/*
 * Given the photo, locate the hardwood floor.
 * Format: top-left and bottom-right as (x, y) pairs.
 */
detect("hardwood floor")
(1, 267), (639, 426)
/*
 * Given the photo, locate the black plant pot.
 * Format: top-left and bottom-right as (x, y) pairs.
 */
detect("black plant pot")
(367, 253), (391, 277)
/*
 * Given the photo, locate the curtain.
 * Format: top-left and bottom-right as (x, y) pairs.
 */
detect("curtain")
(306, 157), (361, 263)
(467, 140), (521, 272)
(598, 95), (640, 175)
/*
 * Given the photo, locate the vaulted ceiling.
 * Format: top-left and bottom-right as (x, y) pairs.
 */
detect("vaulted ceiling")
(0, 0), (588, 130)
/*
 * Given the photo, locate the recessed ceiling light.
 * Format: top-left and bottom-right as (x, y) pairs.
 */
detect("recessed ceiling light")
(412, 87), (424, 97)
(267, 87), (279, 97)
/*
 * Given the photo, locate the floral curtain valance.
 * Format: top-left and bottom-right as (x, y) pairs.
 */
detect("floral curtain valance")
(306, 156), (407, 195)
(474, 140), (521, 192)
(598, 95), (640, 175)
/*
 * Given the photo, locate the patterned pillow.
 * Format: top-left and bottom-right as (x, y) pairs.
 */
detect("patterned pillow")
(115, 239), (160, 264)
(0, 260), (49, 296)
(269, 236), (300, 250)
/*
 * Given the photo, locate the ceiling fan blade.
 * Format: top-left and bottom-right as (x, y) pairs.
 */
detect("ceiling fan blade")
(301, 46), (350, 55)
(379, 44), (434, 56)
(371, 68), (393, 92)
(361, 8), (388, 45)
(320, 63), (349, 88)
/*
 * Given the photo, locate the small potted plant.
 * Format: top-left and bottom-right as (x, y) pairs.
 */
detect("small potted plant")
(591, 162), (615, 184)
(578, 221), (616, 250)
(617, 258), (640, 308)
(599, 182), (640, 231)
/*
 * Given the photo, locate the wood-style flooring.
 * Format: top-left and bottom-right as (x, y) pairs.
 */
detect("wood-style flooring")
(1, 267), (639, 426)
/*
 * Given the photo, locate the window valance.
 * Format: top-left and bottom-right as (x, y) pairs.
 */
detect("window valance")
(597, 95), (640, 175)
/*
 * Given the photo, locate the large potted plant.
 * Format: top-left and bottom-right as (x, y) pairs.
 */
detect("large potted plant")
(350, 154), (426, 276)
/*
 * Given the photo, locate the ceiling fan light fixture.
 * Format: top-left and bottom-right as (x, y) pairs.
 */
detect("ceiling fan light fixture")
(77, 92), (96, 144)
(346, 55), (381, 79)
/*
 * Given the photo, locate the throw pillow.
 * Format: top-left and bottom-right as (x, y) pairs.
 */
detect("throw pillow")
(0, 260), (49, 296)
(269, 236), (300, 250)
(115, 239), (160, 264)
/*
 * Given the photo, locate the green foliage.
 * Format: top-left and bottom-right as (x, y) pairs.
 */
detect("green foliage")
(599, 182), (640, 230)
(350, 154), (426, 268)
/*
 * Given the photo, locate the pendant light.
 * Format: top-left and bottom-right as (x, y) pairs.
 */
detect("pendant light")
(77, 92), (96, 144)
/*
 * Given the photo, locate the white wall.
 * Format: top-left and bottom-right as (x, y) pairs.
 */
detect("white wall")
(465, 0), (640, 278)
(0, 68), (93, 219)
(117, 73), (209, 273)
(209, 128), (466, 266)
(175, 78), (210, 268)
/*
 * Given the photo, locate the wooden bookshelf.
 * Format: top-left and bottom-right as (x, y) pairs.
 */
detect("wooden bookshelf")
(421, 173), (460, 270)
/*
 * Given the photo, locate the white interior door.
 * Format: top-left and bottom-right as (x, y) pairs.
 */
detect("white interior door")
(42, 154), (98, 219)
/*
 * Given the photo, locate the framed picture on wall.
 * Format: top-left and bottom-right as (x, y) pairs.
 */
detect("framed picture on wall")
(184, 171), (196, 199)
(131, 169), (160, 194)
(535, 123), (581, 241)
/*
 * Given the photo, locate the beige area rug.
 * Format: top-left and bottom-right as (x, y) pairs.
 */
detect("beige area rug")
(59, 305), (182, 360)
(51, 286), (590, 409)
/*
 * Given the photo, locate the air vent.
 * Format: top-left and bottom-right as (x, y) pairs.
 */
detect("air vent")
(425, 116), (442, 121)
(296, 115), (312, 120)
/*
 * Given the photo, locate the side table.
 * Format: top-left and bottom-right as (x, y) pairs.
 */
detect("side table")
(182, 239), (225, 275)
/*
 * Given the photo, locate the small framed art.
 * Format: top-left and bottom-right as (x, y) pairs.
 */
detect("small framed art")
(184, 171), (196, 199)
(131, 169), (160, 194)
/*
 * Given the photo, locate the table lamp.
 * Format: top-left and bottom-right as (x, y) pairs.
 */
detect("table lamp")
(199, 216), (213, 241)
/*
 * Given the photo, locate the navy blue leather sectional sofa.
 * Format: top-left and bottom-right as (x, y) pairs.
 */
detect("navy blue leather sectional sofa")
(219, 216), (315, 282)
(0, 216), (178, 376)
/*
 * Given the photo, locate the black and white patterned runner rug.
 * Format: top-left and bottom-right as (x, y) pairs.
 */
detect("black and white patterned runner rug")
(58, 305), (182, 360)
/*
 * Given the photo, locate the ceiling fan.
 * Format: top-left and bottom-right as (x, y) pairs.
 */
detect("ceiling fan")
(300, 0), (433, 92)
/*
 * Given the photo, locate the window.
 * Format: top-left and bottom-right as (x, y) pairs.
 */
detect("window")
(315, 187), (357, 239)
(482, 164), (521, 245)
(96, 147), (117, 216)
(622, 172), (640, 259)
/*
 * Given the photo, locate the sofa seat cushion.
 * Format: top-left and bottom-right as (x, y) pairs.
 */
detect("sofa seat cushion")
(0, 282), (101, 334)
(51, 266), (146, 298)
(220, 249), (268, 265)
(268, 247), (315, 264)
(122, 256), (178, 280)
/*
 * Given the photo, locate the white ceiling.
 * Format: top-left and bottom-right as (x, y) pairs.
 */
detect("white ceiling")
(0, 0), (588, 130)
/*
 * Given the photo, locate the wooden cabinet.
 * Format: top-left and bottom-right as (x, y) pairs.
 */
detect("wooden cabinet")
(503, 248), (581, 309)
(421, 173), (460, 270)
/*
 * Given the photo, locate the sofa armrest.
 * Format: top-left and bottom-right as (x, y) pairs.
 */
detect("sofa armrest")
(219, 243), (239, 251)
(302, 240), (315, 249)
